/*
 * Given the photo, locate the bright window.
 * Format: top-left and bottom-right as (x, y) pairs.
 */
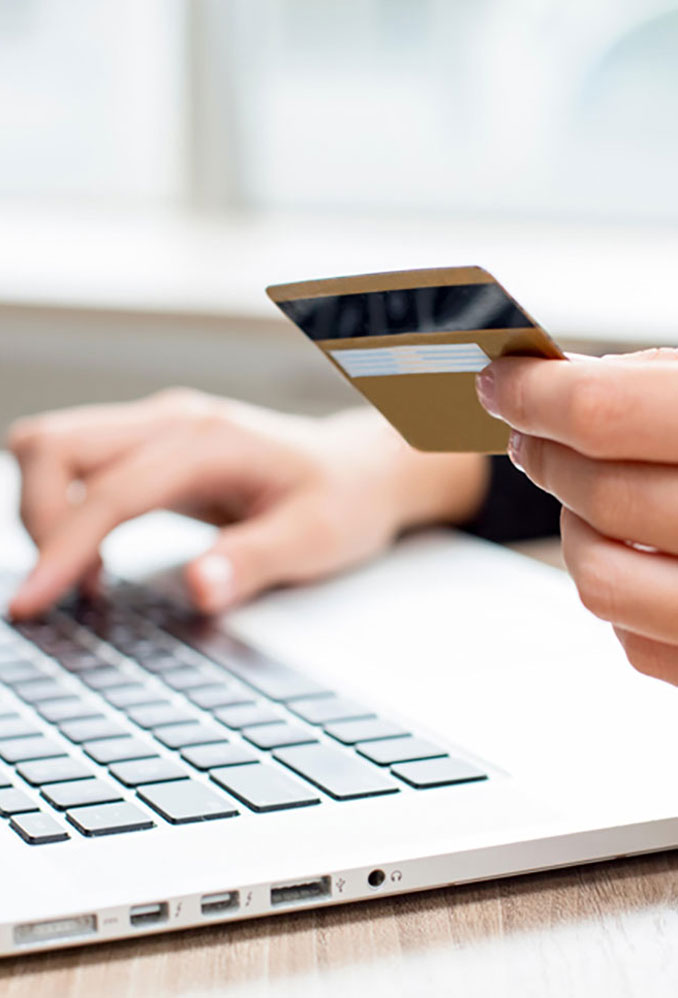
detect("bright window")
(1, 0), (676, 223)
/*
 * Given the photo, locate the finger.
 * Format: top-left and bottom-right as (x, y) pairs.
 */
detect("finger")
(613, 626), (678, 687)
(9, 427), (226, 619)
(601, 347), (678, 364)
(561, 508), (678, 645)
(509, 433), (678, 556)
(185, 495), (348, 614)
(9, 395), (187, 545)
(476, 354), (678, 462)
(14, 448), (73, 545)
(7, 388), (214, 479)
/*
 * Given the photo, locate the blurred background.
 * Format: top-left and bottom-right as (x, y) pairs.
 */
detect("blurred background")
(0, 0), (677, 434)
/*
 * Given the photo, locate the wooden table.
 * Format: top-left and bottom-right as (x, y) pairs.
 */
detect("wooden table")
(3, 540), (678, 997)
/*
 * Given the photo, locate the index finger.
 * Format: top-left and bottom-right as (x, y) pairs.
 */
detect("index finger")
(476, 354), (678, 462)
(9, 427), (252, 618)
(9, 428), (212, 619)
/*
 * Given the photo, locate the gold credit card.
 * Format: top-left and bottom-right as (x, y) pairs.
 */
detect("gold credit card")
(266, 266), (565, 453)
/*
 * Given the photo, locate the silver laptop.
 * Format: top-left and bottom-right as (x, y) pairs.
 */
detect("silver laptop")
(1, 455), (677, 958)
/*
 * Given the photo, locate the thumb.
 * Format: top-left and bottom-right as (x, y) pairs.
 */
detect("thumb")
(184, 499), (331, 614)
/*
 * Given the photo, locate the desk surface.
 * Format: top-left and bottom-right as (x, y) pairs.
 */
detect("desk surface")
(3, 849), (678, 997)
(2, 538), (677, 997)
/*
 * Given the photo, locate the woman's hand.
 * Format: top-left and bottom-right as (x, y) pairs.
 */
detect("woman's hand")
(7, 389), (487, 619)
(476, 349), (678, 685)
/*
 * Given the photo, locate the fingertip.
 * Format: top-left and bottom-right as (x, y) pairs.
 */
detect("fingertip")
(8, 562), (64, 621)
(9, 583), (44, 621)
(185, 552), (236, 614)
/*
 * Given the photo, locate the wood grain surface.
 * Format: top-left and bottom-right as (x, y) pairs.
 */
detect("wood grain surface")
(3, 852), (678, 997)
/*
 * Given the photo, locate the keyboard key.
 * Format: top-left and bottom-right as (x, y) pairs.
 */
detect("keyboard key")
(59, 718), (129, 744)
(160, 667), (215, 692)
(127, 703), (195, 729)
(11, 810), (70, 844)
(181, 631), (330, 701)
(214, 704), (281, 730)
(109, 757), (188, 787)
(217, 652), (329, 702)
(0, 626), (16, 646)
(289, 696), (374, 725)
(67, 801), (155, 837)
(84, 736), (157, 765)
(0, 661), (45, 684)
(154, 722), (226, 750)
(211, 762), (320, 812)
(391, 757), (488, 789)
(357, 737), (448, 766)
(180, 742), (257, 771)
(138, 780), (239, 824)
(324, 718), (408, 745)
(242, 723), (318, 751)
(13, 679), (72, 705)
(0, 787), (39, 815)
(103, 685), (165, 710)
(114, 638), (159, 660)
(42, 778), (123, 810)
(58, 650), (109, 673)
(135, 653), (183, 674)
(18, 756), (95, 786)
(0, 736), (66, 764)
(79, 667), (131, 691)
(0, 768), (13, 787)
(275, 744), (399, 801)
(0, 716), (41, 740)
(187, 684), (254, 711)
(37, 697), (102, 724)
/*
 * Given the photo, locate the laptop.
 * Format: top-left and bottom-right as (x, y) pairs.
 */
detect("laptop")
(1, 453), (677, 958)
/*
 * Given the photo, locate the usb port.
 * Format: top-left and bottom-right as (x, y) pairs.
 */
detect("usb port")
(270, 877), (331, 907)
(129, 902), (169, 927)
(201, 891), (240, 916)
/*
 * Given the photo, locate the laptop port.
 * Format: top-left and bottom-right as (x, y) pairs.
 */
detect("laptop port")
(129, 902), (169, 927)
(270, 877), (331, 907)
(200, 891), (240, 916)
(367, 869), (386, 888)
(14, 914), (97, 946)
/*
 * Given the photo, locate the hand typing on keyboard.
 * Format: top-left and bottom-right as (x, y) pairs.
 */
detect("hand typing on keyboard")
(7, 390), (487, 619)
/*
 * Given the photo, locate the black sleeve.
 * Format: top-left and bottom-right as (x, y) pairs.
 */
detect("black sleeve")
(461, 455), (561, 543)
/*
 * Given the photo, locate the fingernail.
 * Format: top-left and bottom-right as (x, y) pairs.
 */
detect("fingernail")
(193, 554), (235, 612)
(507, 430), (525, 470)
(476, 368), (499, 417)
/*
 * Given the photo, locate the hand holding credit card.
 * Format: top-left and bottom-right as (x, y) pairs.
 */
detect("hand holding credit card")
(267, 267), (565, 453)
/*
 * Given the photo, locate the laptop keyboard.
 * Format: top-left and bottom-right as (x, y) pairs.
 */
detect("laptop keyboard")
(0, 576), (488, 844)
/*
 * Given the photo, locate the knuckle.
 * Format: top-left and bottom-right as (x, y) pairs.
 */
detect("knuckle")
(583, 466), (633, 534)
(6, 416), (63, 458)
(152, 386), (212, 415)
(302, 499), (345, 555)
(5, 420), (32, 456)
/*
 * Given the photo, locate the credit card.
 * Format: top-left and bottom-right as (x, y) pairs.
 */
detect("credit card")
(266, 266), (565, 453)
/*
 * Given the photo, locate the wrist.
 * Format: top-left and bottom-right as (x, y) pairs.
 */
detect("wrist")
(325, 407), (490, 532)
